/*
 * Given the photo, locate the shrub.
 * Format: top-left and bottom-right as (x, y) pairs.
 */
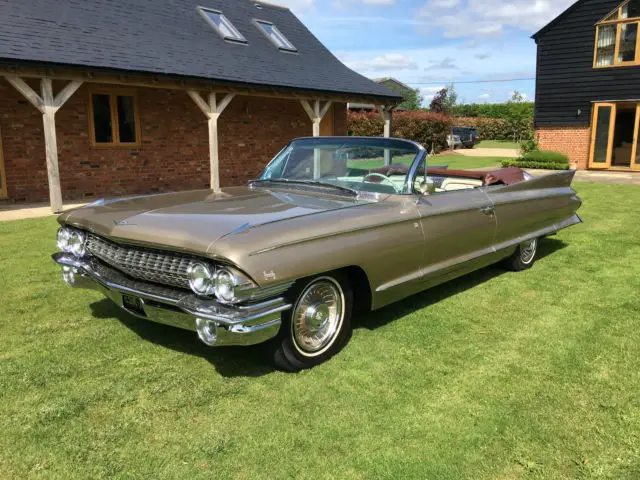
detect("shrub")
(347, 111), (453, 153)
(450, 102), (535, 119)
(500, 159), (570, 170)
(453, 116), (533, 141)
(501, 150), (570, 170)
(520, 138), (539, 155)
(521, 150), (569, 164)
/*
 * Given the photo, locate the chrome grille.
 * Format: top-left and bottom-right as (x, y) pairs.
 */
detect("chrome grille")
(86, 234), (195, 289)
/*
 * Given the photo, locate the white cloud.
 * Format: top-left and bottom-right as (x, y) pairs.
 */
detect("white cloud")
(419, 86), (445, 104)
(332, 0), (397, 9)
(343, 53), (419, 72)
(276, 0), (316, 15)
(478, 93), (490, 100)
(415, 0), (576, 38)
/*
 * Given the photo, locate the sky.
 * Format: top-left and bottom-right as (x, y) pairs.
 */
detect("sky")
(277, 0), (578, 105)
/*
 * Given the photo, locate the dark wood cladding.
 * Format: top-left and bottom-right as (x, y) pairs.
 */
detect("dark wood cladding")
(534, 0), (640, 127)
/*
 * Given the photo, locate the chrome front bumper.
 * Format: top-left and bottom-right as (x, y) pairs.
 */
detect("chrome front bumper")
(52, 253), (291, 347)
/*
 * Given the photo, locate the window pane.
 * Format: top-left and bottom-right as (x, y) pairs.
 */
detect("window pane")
(201, 10), (245, 41)
(257, 21), (296, 50)
(593, 106), (612, 164)
(117, 96), (137, 143)
(604, 10), (619, 21)
(92, 94), (113, 143)
(619, 22), (638, 62)
(596, 25), (616, 66)
(622, 0), (640, 18)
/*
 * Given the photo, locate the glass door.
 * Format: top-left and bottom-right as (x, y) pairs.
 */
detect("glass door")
(632, 104), (640, 171)
(589, 103), (616, 168)
(0, 125), (6, 199)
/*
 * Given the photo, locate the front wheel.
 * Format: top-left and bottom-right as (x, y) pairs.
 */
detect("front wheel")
(268, 273), (353, 372)
(503, 238), (538, 271)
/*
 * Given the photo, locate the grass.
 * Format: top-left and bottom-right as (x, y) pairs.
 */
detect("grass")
(477, 140), (522, 149)
(1, 183), (640, 479)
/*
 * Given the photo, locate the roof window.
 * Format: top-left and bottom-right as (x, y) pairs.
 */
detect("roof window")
(254, 20), (297, 52)
(198, 7), (247, 43)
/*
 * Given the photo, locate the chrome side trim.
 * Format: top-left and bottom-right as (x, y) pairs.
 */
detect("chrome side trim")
(375, 214), (582, 292)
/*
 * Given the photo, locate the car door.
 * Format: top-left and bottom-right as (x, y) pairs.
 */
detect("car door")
(415, 188), (497, 284)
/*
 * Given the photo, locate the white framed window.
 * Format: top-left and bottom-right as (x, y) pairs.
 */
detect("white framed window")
(254, 20), (296, 52)
(198, 7), (247, 43)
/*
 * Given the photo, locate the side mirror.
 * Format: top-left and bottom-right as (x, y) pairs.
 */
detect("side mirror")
(419, 178), (436, 195)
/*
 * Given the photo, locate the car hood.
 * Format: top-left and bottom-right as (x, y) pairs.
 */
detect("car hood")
(60, 186), (368, 255)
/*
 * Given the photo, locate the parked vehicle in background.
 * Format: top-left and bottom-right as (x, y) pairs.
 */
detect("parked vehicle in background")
(453, 126), (481, 148)
(447, 134), (462, 149)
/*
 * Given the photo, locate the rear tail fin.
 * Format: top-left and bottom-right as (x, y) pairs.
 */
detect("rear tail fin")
(496, 170), (576, 193)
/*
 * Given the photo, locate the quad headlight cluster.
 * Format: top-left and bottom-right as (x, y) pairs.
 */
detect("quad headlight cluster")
(57, 227), (88, 257)
(187, 262), (252, 304)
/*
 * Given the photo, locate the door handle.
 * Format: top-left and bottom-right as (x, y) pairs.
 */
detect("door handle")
(480, 205), (494, 216)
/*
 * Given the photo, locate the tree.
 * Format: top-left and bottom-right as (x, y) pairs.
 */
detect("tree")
(444, 82), (458, 112)
(398, 88), (423, 111)
(429, 88), (448, 113)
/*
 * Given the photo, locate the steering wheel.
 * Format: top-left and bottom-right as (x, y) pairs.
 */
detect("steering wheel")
(361, 173), (399, 193)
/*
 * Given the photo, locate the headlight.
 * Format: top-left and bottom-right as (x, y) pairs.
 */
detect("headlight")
(214, 269), (236, 303)
(57, 227), (87, 257)
(69, 230), (87, 257)
(57, 228), (71, 252)
(187, 262), (216, 296)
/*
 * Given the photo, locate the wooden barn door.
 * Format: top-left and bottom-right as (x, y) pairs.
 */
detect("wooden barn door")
(0, 125), (7, 199)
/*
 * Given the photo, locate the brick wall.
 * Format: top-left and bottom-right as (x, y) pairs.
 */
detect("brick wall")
(0, 79), (348, 203)
(535, 126), (591, 169)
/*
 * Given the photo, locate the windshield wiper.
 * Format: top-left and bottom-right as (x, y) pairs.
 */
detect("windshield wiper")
(250, 178), (357, 196)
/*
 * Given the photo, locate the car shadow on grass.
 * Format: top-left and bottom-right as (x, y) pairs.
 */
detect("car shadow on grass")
(354, 237), (567, 331)
(89, 300), (276, 378)
(89, 237), (566, 376)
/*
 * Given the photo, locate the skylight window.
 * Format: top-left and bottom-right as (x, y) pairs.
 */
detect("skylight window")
(198, 7), (246, 43)
(254, 20), (296, 52)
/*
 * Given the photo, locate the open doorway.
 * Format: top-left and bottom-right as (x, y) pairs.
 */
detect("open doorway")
(589, 102), (640, 170)
(612, 103), (637, 167)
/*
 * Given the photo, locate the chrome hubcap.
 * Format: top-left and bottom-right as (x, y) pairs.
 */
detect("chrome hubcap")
(520, 238), (537, 264)
(292, 278), (344, 356)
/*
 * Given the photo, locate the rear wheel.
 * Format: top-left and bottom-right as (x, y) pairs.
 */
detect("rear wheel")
(268, 273), (353, 372)
(503, 238), (538, 271)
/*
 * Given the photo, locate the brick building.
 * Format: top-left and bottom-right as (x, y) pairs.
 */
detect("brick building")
(0, 0), (400, 211)
(533, 0), (640, 171)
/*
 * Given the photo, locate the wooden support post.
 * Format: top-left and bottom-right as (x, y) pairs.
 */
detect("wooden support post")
(300, 99), (332, 177)
(377, 105), (394, 165)
(4, 75), (82, 213)
(188, 90), (235, 193)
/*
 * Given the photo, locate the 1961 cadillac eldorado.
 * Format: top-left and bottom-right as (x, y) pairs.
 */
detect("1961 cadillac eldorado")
(53, 137), (582, 371)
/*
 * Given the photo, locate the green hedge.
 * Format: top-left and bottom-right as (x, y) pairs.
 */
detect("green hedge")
(501, 160), (570, 170)
(521, 150), (570, 164)
(454, 116), (533, 141)
(500, 150), (571, 170)
(347, 111), (453, 152)
(450, 102), (534, 119)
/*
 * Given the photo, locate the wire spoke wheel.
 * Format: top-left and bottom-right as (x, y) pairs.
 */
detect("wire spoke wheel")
(520, 238), (538, 264)
(291, 277), (345, 357)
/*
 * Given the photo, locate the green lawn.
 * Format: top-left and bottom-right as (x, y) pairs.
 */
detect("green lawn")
(477, 140), (522, 150)
(1, 183), (640, 479)
(430, 155), (506, 169)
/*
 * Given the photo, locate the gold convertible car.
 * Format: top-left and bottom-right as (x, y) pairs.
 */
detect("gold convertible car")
(53, 137), (582, 371)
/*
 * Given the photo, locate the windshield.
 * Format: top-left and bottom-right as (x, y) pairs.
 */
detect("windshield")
(258, 137), (422, 195)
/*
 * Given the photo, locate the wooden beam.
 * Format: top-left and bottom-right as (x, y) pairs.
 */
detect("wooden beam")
(377, 105), (394, 165)
(187, 91), (236, 193)
(40, 78), (63, 213)
(187, 90), (211, 117)
(4, 75), (44, 113)
(216, 93), (235, 115)
(319, 100), (333, 119)
(53, 80), (83, 110)
(299, 100), (315, 122)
